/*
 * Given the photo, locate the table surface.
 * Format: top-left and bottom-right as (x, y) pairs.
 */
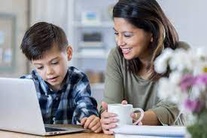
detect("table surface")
(0, 124), (114, 138)
(0, 130), (114, 138)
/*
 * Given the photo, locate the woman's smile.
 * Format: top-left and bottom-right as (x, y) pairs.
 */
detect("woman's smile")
(121, 47), (133, 55)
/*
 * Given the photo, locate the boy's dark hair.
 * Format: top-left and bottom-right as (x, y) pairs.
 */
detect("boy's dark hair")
(20, 22), (68, 61)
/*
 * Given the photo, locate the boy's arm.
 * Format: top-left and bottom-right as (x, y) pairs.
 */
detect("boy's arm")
(72, 73), (101, 132)
(72, 72), (99, 124)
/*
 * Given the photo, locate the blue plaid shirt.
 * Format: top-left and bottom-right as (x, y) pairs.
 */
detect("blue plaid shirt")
(21, 66), (98, 124)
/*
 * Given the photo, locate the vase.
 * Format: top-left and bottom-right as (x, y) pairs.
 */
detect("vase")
(186, 110), (207, 138)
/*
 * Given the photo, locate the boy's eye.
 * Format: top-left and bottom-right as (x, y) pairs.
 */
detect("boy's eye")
(37, 66), (43, 70)
(51, 61), (58, 65)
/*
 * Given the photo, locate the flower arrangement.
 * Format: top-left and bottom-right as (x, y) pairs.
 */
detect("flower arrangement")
(154, 47), (207, 138)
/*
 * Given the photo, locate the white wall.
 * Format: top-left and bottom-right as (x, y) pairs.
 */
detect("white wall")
(1, 0), (207, 77)
(31, 0), (207, 48)
(30, 0), (69, 35)
(158, 0), (207, 47)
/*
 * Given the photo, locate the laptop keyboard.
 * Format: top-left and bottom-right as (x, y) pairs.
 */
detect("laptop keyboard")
(45, 127), (66, 132)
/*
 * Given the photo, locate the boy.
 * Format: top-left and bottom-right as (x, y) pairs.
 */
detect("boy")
(20, 22), (101, 133)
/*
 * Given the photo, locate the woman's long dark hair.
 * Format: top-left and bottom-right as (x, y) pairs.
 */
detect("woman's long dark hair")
(113, 0), (179, 80)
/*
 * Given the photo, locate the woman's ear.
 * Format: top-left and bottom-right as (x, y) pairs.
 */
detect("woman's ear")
(150, 33), (153, 42)
(66, 45), (73, 61)
(150, 37), (153, 42)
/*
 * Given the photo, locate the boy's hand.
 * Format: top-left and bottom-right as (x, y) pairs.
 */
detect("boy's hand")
(80, 115), (102, 133)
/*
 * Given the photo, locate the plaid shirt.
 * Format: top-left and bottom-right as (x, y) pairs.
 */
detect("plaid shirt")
(21, 66), (98, 124)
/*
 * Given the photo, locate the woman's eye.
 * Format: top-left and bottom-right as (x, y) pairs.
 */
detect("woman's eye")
(124, 35), (131, 37)
(114, 32), (118, 36)
(124, 33), (133, 37)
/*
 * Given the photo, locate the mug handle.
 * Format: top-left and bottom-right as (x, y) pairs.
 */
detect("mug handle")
(132, 108), (144, 125)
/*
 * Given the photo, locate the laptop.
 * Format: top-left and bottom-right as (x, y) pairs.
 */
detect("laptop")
(0, 77), (85, 136)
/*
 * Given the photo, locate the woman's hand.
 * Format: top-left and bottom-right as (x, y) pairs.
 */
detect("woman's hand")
(100, 101), (118, 134)
(131, 112), (143, 125)
(121, 100), (143, 125)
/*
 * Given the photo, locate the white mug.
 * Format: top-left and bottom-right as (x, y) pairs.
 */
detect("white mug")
(108, 104), (144, 126)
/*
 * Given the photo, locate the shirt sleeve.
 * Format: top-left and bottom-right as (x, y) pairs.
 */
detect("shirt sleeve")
(99, 48), (125, 114)
(151, 100), (185, 125)
(72, 72), (99, 124)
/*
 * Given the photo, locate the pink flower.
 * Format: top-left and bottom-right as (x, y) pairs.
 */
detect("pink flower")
(184, 98), (204, 113)
(196, 74), (207, 85)
(180, 74), (196, 91)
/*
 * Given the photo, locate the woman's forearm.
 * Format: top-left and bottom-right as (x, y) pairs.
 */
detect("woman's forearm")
(141, 110), (161, 125)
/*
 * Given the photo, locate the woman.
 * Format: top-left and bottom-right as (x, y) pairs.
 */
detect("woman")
(100, 0), (189, 134)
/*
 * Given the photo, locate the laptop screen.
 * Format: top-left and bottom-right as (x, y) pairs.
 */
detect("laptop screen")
(0, 78), (85, 135)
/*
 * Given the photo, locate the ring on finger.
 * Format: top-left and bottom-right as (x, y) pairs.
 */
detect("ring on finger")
(134, 113), (139, 119)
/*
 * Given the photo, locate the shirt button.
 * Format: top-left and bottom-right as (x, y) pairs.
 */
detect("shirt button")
(53, 117), (56, 124)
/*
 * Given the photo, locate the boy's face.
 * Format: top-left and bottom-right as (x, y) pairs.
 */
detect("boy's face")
(31, 44), (72, 91)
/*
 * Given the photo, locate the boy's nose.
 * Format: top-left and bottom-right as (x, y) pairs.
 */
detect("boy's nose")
(46, 67), (54, 75)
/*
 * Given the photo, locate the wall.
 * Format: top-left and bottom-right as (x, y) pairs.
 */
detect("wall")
(30, 0), (69, 36)
(31, 0), (207, 48)
(0, 0), (69, 77)
(0, 0), (28, 77)
(0, 0), (207, 77)
(158, 0), (207, 47)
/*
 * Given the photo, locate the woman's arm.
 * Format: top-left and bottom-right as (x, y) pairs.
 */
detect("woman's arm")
(132, 110), (161, 125)
(101, 48), (125, 134)
(104, 48), (124, 104)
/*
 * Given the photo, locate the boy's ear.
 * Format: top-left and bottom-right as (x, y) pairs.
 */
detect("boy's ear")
(66, 46), (73, 61)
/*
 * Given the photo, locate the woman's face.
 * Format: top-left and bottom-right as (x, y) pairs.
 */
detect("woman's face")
(113, 17), (153, 60)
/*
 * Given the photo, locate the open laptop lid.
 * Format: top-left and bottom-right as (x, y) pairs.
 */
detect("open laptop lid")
(0, 78), (85, 136)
